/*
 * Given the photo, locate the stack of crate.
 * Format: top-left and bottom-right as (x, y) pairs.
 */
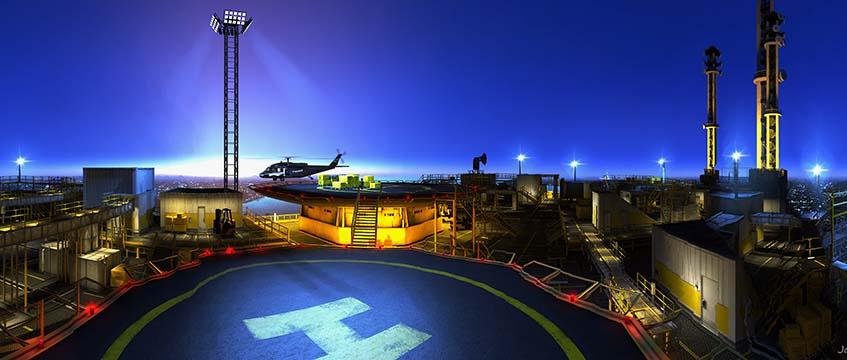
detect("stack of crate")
(810, 302), (832, 347)
(362, 175), (375, 188)
(779, 301), (834, 360)
(778, 324), (805, 360)
(795, 306), (821, 357)
(346, 174), (360, 188)
(318, 174), (332, 186)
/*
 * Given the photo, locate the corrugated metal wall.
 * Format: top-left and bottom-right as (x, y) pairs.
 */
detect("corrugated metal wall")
(83, 168), (156, 233)
(159, 192), (243, 229)
(654, 229), (738, 341)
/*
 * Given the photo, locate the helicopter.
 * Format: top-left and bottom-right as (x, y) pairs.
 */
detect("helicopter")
(259, 151), (348, 181)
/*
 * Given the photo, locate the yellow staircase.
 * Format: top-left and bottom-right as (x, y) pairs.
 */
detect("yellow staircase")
(351, 188), (380, 247)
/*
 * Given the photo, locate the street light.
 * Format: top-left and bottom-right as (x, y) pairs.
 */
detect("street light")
(811, 164), (827, 187)
(569, 160), (581, 182)
(730, 151), (744, 184)
(15, 157), (26, 183)
(516, 154), (528, 175)
(658, 158), (667, 184)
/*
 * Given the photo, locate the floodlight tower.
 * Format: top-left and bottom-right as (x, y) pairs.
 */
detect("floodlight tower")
(701, 46), (721, 187)
(516, 154), (527, 175)
(812, 164), (826, 187)
(569, 160), (581, 182)
(658, 158), (667, 184)
(731, 151), (744, 184)
(15, 157), (26, 183)
(210, 10), (254, 191)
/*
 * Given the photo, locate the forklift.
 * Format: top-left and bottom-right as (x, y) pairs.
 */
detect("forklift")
(213, 208), (236, 236)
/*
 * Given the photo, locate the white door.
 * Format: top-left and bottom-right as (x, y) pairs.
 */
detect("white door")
(701, 276), (719, 330)
(198, 206), (207, 230)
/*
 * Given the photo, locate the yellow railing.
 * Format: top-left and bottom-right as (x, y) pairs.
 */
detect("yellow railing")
(636, 273), (679, 315)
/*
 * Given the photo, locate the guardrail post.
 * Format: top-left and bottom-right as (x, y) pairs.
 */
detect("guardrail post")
(40, 299), (44, 338)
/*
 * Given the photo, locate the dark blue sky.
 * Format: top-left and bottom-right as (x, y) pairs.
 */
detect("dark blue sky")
(4, 1), (845, 180)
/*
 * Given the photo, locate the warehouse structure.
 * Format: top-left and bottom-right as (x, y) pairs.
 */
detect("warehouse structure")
(159, 188), (243, 231)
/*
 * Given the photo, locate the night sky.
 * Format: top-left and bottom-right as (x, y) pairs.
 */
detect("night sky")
(4, 1), (845, 180)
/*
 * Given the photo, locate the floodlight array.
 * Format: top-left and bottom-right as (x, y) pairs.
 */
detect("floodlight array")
(224, 10), (247, 25)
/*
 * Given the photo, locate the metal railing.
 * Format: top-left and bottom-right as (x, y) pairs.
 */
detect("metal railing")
(635, 273), (679, 315)
(244, 208), (294, 245)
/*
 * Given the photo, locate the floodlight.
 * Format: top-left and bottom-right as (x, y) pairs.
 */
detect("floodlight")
(243, 18), (254, 34)
(812, 164), (826, 177)
(15, 157), (25, 166)
(658, 158), (666, 166)
(731, 151), (743, 162)
(517, 154), (527, 162)
(210, 15), (221, 33)
(569, 160), (581, 169)
(224, 9), (247, 25)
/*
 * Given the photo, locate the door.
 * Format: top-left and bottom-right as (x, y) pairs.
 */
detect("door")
(701, 276), (719, 330)
(198, 206), (207, 230)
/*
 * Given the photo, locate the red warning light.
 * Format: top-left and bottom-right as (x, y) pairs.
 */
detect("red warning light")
(225, 247), (235, 255)
(567, 294), (577, 303)
(202, 249), (213, 257)
(86, 304), (97, 316)
(38, 338), (44, 348)
(405, 195), (411, 201)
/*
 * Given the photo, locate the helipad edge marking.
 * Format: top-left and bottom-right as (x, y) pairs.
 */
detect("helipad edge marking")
(102, 259), (585, 360)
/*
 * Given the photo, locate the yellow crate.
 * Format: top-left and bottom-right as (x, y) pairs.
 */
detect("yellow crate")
(318, 175), (332, 186)
(369, 182), (381, 189)
(332, 181), (342, 189)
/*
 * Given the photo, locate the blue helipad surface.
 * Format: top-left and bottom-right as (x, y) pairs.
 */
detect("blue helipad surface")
(37, 247), (643, 359)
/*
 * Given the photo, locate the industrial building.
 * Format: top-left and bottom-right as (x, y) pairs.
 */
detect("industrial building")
(83, 167), (155, 233)
(159, 188), (243, 231)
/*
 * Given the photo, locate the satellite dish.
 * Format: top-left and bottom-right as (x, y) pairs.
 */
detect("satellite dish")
(480, 153), (487, 165)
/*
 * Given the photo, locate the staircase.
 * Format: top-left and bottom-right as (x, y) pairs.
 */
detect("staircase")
(351, 189), (380, 247)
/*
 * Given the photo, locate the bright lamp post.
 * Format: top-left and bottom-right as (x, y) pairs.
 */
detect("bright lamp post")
(811, 164), (826, 187)
(731, 151), (744, 184)
(15, 157), (26, 183)
(569, 160), (581, 182)
(658, 158), (667, 184)
(516, 154), (527, 175)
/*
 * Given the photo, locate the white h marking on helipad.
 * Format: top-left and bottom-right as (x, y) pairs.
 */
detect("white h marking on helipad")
(243, 297), (431, 359)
